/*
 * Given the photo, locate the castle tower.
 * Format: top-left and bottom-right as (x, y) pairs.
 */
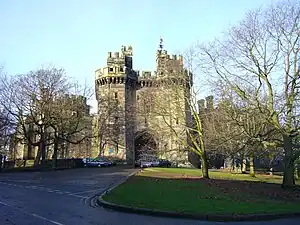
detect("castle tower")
(95, 46), (138, 165)
(95, 41), (193, 166)
(156, 38), (184, 77)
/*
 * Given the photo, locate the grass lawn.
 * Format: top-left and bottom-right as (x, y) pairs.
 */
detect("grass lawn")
(102, 168), (300, 215)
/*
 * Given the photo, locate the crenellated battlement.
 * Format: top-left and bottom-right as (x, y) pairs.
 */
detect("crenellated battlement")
(139, 70), (155, 79)
(94, 40), (193, 166)
(137, 70), (156, 88)
(135, 70), (192, 90)
(156, 50), (183, 62)
(95, 45), (135, 84)
(107, 45), (132, 59)
(106, 45), (133, 69)
(156, 48), (184, 78)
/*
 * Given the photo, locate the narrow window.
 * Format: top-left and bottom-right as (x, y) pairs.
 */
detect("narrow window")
(114, 92), (118, 99)
(120, 67), (124, 72)
(109, 67), (114, 72)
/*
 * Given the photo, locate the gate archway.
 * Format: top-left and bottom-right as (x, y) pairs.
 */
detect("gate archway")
(134, 130), (157, 161)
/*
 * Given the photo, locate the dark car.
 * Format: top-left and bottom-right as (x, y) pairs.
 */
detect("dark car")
(85, 158), (111, 167)
(158, 159), (171, 167)
(97, 156), (116, 166)
(95, 157), (116, 166)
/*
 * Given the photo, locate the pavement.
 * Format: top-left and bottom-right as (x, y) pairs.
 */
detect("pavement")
(0, 166), (299, 225)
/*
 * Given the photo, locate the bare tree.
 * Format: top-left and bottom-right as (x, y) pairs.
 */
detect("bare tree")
(152, 63), (210, 177)
(199, 0), (300, 187)
(96, 92), (126, 157)
(50, 91), (92, 168)
(199, 97), (244, 171)
(0, 67), (91, 166)
(0, 68), (14, 157)
(135, 84), (172, 161)
(0, 109), (13, 155)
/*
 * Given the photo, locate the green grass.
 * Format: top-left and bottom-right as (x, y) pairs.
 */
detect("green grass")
(102, 168), (300, 215)
(140, 167), (300, 184)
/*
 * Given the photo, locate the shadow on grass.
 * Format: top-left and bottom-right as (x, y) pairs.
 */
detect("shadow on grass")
(139, 175), (300, 201)
(103, 173), (300, 215)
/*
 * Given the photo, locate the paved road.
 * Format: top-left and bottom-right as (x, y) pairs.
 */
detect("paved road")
(0, 166), (299, 225)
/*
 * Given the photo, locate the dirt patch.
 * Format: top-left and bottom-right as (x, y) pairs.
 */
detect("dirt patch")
(203, 179), (300, 202)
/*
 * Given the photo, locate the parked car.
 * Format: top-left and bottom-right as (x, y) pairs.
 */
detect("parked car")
(135, 156), (172, 168)
(96, 156), (116, 166)
(158, 159), (171, 167)
(85, 158), (111, 167)
(82, 158), (91, 164)
(140, 161), (154, 168)
(135, 158), (154, 168)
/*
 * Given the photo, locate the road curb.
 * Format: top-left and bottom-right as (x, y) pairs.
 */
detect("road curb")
(88, 168), (141, 208)
(97, 199), (300, 222)
(97, 170), (300, 222)
(95, 168), (141, 200)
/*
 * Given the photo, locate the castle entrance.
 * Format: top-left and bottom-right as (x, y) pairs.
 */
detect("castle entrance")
(134, 130), (157, 162)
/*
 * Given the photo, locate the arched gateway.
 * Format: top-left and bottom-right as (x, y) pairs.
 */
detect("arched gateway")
(134, 130), (158, 161)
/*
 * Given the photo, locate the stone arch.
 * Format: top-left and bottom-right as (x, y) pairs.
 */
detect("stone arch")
(134, 129), (158, 161)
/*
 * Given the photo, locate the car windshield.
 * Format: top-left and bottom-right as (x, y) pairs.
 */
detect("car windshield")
(95, 157), (108, 162)
(89, 159), (101, 162)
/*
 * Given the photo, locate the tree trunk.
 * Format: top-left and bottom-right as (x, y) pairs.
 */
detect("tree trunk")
(235, 157), (241, 173)
(249, 156), (255, 177)
(40, 139), (46, 165)
(269, 159), (273, 176)
(65, 142), (70, 158)
(282, 135), (295, 188)
(34, 146), (41, 166)
(99, 142), (105, 157)
(294, 164), (299, 180)
(27, 142), (33, 159)
(52, 139), (59, 169)
(230, 155), (235, 172)
(201, 152), (209, 179)
(282, 162), (295, 188)
(242, 158), (247, 174)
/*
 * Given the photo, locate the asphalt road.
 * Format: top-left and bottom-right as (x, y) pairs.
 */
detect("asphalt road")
(0, 166), (299, 225)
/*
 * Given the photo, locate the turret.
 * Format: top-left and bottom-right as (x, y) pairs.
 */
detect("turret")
(156, 38), (184, 77)
(94, 45), (138, 166)
(206, 95), (214, 110)
(197, 99), (205, 114)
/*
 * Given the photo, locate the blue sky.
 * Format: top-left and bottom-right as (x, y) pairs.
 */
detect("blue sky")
(0, 0), (275, 112)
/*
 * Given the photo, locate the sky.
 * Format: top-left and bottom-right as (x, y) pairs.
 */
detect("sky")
(0, 0), (276, 113)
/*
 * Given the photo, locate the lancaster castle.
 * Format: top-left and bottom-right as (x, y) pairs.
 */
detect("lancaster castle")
(9, 41), (193, 165)
(94, 41), (193, 165)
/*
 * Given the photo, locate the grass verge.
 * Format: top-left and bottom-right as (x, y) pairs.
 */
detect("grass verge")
(102, 168), (300, 215)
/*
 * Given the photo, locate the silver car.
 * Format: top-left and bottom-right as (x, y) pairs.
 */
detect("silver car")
(138, 156), (160, 168)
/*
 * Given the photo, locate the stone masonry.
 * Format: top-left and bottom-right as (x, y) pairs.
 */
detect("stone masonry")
(95, 42), (193, 165)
